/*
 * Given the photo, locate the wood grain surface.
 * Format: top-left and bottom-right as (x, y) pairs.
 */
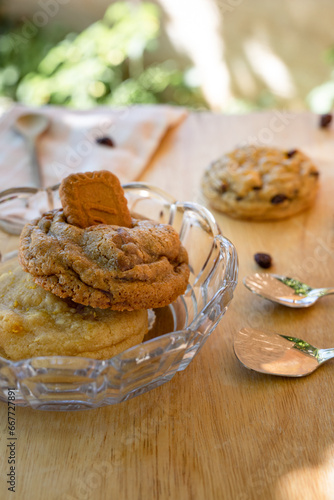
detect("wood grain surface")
(1, 111), (334, 500)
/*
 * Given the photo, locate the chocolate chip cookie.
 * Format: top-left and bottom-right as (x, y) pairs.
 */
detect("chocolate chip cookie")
(201, 146), (319, 220)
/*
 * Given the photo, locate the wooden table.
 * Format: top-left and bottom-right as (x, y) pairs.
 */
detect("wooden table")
(1, 110), (334, 500)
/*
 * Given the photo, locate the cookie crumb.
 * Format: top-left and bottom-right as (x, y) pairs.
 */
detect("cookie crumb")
(254, 253), (272, 269)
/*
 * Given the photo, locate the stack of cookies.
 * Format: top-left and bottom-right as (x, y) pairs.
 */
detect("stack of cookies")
(0, 171), (190, 361)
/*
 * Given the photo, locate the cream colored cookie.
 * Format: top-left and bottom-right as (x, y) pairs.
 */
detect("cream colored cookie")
(0, 263), (148, 361)
(201, 146), (319, 220)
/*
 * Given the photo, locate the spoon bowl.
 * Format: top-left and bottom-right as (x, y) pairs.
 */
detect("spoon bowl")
(243, 273), (334, 308)
(234, 327), (334, 377)
(14, 112), (50, 139)
(14, 112), (50, 187)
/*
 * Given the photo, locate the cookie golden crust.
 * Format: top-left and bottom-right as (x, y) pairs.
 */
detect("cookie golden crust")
(201, 146), (320, 220)
(19, 210), (190, 311)
(0, 264), (148, 361)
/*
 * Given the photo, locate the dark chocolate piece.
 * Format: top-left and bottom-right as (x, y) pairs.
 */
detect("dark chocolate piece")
(319, 113), (332, 129)
(96, 136), (115, 147)
(254, 253), (272, 269)
(271, 194), (288, 204)
(286, 149), (298, 158)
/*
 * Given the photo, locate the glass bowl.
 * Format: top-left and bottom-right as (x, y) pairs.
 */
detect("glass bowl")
(0, 183), (238, 410)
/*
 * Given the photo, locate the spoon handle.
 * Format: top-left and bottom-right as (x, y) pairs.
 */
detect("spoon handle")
(317, 288), (334, 297)
(318, 348), (334, 363)
(27, 138), (43, 188)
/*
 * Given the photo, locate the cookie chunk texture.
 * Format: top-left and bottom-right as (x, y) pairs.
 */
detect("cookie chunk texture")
(0, 264), (147, 361)
(201, 146), (319, 220)
(19, 210), (190, 310)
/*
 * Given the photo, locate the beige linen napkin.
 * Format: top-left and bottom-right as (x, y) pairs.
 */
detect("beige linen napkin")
(0, 104), (187, 190)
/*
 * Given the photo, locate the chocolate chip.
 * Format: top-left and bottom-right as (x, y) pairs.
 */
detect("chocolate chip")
(218, 182), (228, 194)
(253, 186), (262, 191)
(236, 196), (243, 201)
(319, 113), (332, 129)
(310, 171), (319, 177)
(271, 194), (288, 204)
(96, 136), (115, 147)
(254, 253), (272, 269)
(286, 149), (298, 158)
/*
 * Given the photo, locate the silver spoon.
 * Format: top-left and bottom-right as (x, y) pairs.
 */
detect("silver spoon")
(234, 327), (334, 377)
(243, 273), (334, 308)
(14, 113), (50, 188)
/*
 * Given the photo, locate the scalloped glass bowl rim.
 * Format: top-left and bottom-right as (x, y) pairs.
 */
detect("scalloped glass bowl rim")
(0, 182), (238, 408)
(0, 181), (221, 368)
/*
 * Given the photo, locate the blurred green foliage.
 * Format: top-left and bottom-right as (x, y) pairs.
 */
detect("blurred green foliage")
(0, 2), (207, 109)
(307, 47), (334, 113)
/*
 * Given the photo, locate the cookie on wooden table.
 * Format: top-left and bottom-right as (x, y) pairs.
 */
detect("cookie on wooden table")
(201, 146), (319, 220)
